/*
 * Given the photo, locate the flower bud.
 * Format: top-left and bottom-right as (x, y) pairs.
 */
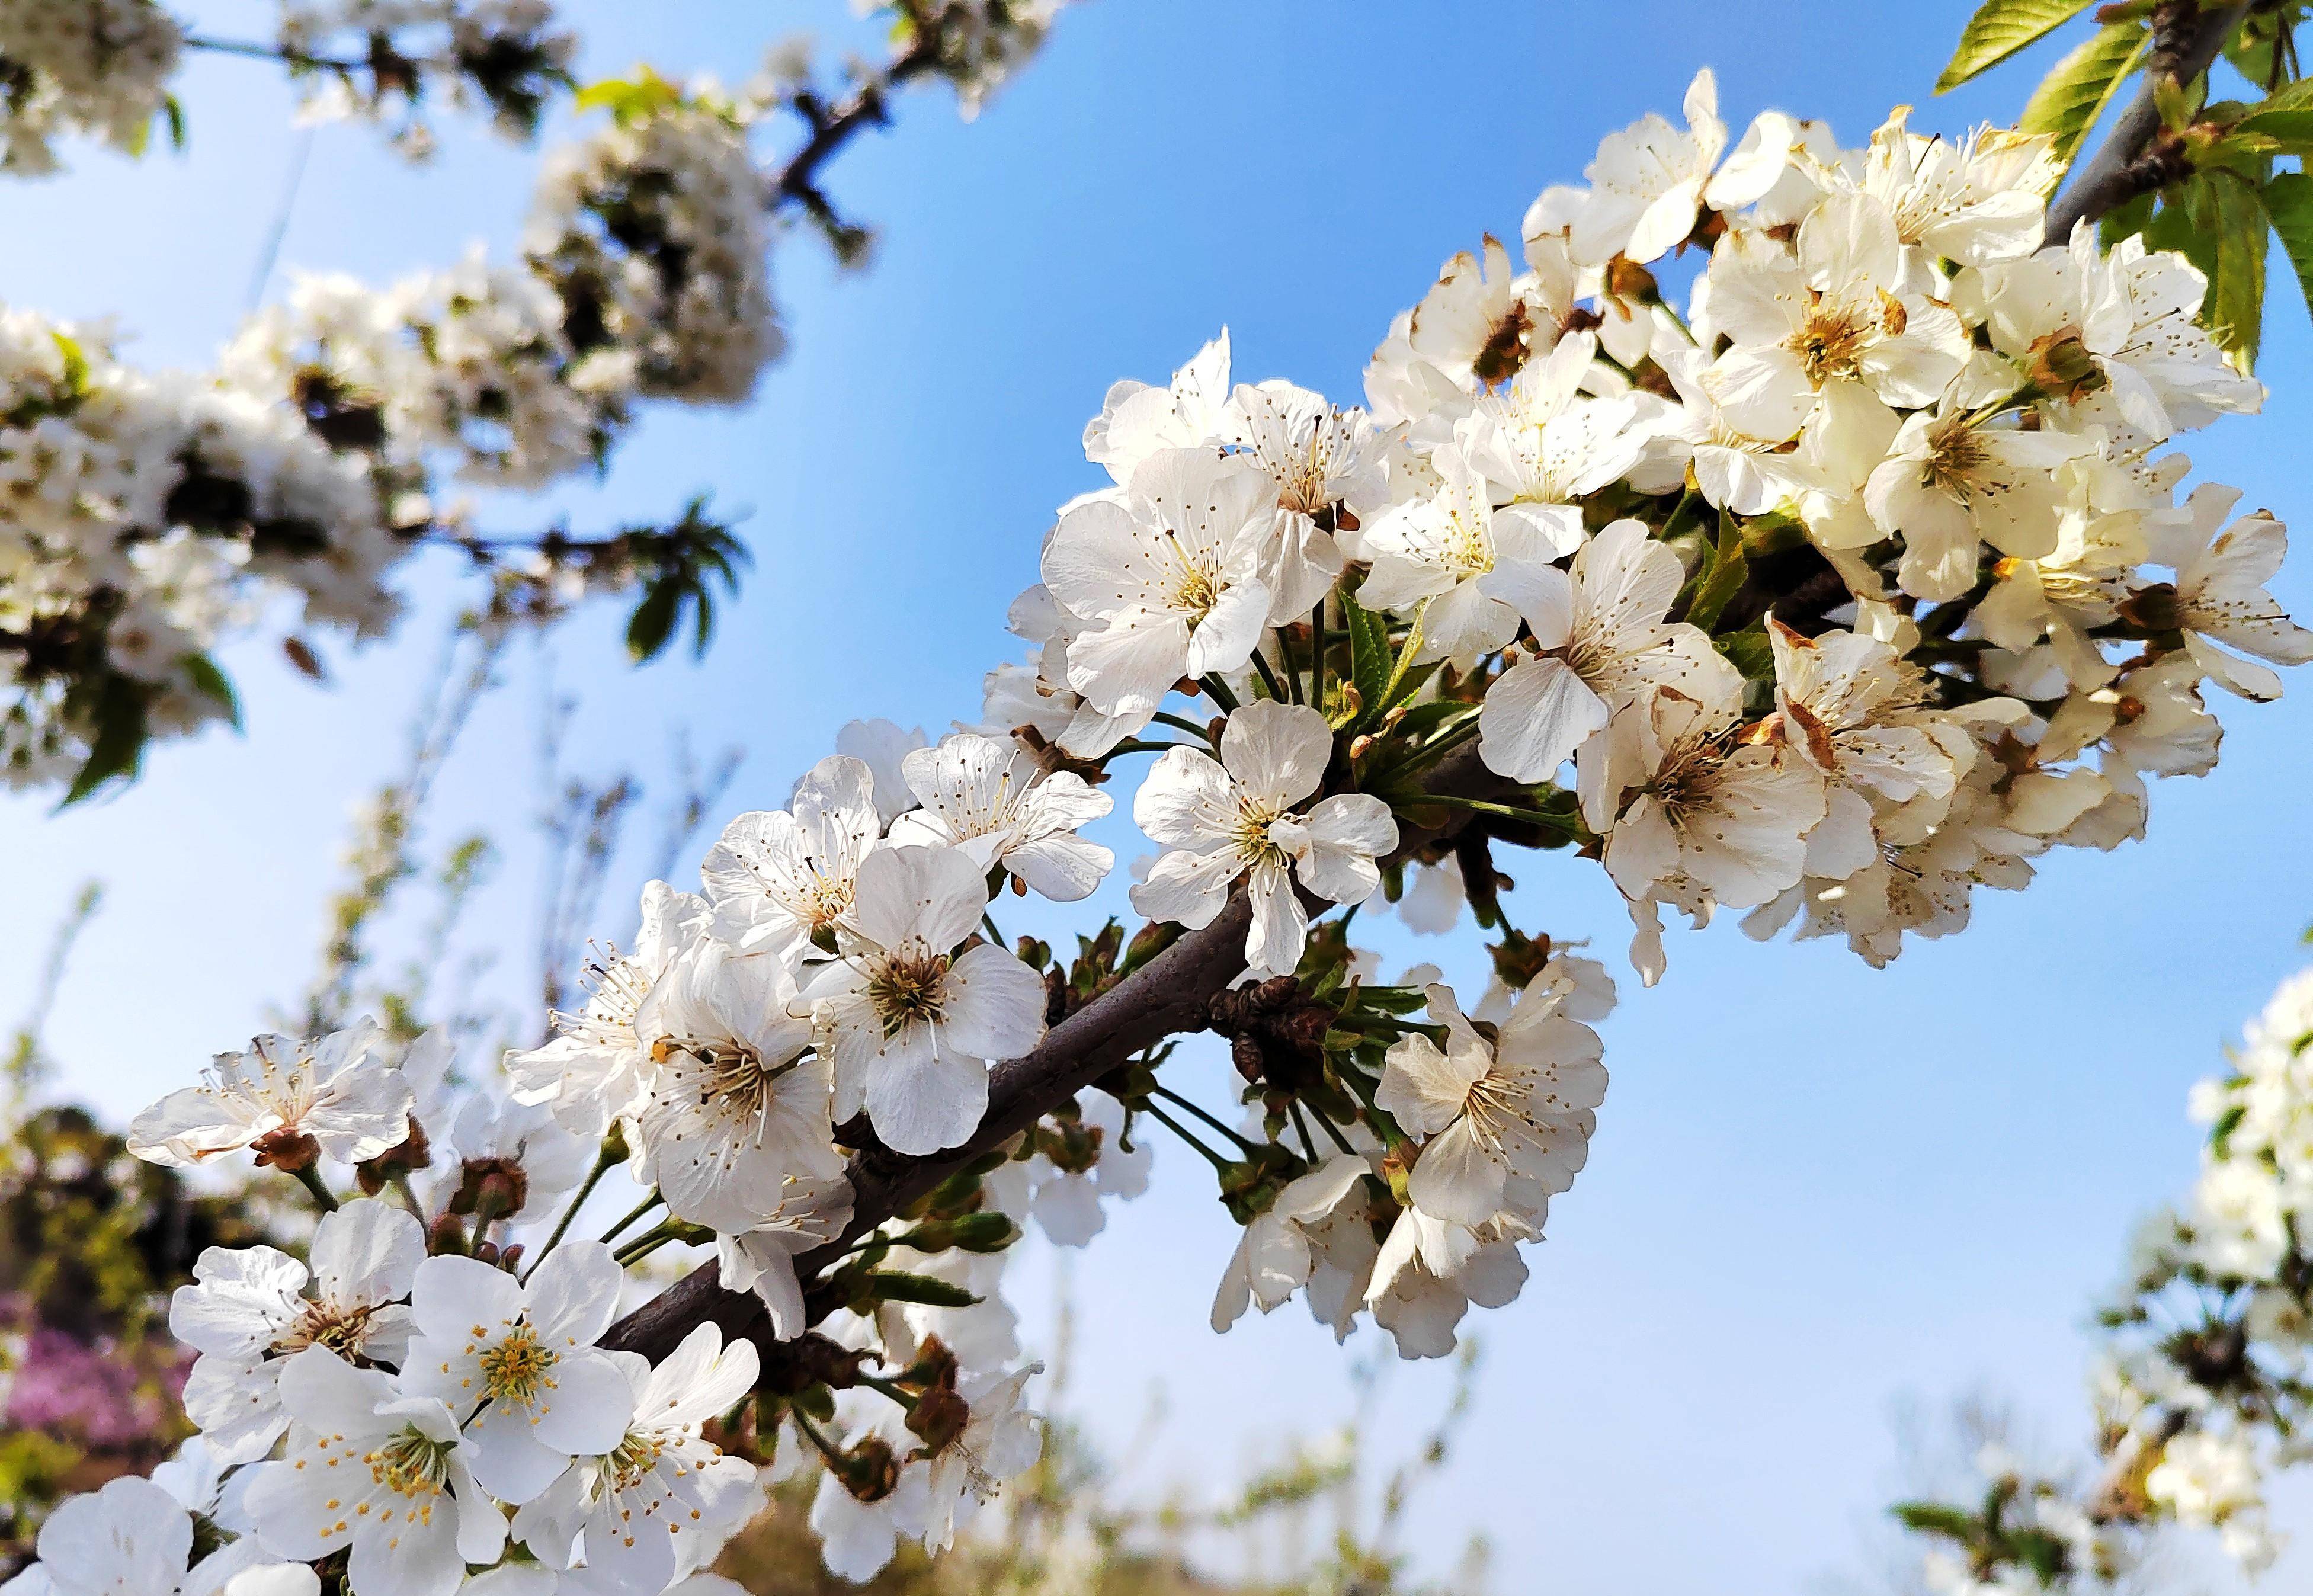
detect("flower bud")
(249, 1126), (321, 1173)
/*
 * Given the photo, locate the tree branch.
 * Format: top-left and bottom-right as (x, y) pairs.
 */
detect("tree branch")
(600, 743), (1508, 1366)
(2040, 1), (2251, 243)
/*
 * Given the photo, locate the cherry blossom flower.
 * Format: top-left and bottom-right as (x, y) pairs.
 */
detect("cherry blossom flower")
(1863, 397), (2080, 601)
(402, 1246), (635, 1505)
(700, 755), (883, 959)
(129, 1020), (412, 1169)
(629, 938), (840, 1233)
(246, 1348), (508, 1596)
(713, 1174), (855, 1338)
(2144, 486), (2313, 701)
(1479, 517), (1738, 782)
(1363, 1208), (1529, 1361)
(835, 718), (930, 826)
(1357, 450), (1584, 664)
(1554, 68), (1796, 267)
(899, 1362), (1045, 1552)
(1967, 223), (2263, 441)
(1210, 1153), (1374, 1332)
(513, 1324), (764, 1596)
(171, 1197), (425, 1463)
(508, 883), (709, 1137)
(1766, 618), (1960, 880)
(1082, 329), (1231, 483)
(1220, 379), (1386, 616)
(888, 732), (1114, 900)
(1041, 446), (1277, 716)
(1700, 192), (1968, 443)
(1378, 978), (1604, 1226)
(803, 843), (1047, 1155)
(0, 1475), (316, 1596)
(1130, 702), (1398, 978)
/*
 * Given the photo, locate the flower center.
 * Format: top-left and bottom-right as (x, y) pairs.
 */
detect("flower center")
(368, 1427), (455, 1502)
(283, 1300), (377, 1357)
(1442, 511), (1494, 577)
(1922, 419), (1988, 498)
(1231, 800), (1284, 865)
(608, 1431), (668, 1491)
(1789, 297), (1876, 387)
(479, 1325), (557, 1406)
(869, 947), (952, 1036)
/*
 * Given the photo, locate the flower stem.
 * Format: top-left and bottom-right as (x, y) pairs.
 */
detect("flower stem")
(1200, 674), (1242, 713)
(1288, 1100), (1321, 1162)
(1309, 1101), (1359, 1157)
(1152, 711), (1217, 745)
(1105, 738), (1196, 759)
(1309, 595), (1328, 713)
(982, 909), (1005, 948)
(1253, 645), (1293, 707)
(859, 1373), (919, 1409)
(290, 1162), (339, 1213)
(1151, 1084), (1260, 1151)
(1415, 793), (1580, 835)
(1140, 1101), (1235, 1171)
(523, 1139), (620, 1282)
(599, 1190), (664, 1246)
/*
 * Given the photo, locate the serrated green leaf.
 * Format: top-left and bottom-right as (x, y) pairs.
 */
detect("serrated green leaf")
(860, 1270), (982, 1309)
(1937, 0), (2097, 92)
(180, 653), (241, 730)
(2266, 171), (2313, 321)
(2019, 21), (2151, 169)
(1339, 586), (1392, 728)
(2200, 172), (2269, 368)
(1682, 511), (1748, 633)
(2232, 77), (2313, 145)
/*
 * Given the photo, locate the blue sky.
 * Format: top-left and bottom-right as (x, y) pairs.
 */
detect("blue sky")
(5, 2), (2312, 1589)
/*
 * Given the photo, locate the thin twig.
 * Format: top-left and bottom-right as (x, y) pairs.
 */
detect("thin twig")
(2041, 2), (2253, 243)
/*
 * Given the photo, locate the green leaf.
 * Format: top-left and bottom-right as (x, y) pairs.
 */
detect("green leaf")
(1681, 511), (1748, 634)
(2268, 171), (2313, 319)
(574, 68), (681, 126)
(859, 1270), (982, 1309)
(57, 681), (148, 810)
(1713, 626), (1774, 681)
(2099, 188), (2156, 252)
(50, 332), (88, 400)
(1338, 586), (1392, 728)
(1891, 1500), (1982, 1542)
(2200, 172), (2269, 368)
(163, 94), (186, 152)
(623, 578), (681, 664)
(1937, 0), (2097, 92)
(2232, 76), (2313, 145)
(180, 653), (241, 731)
(2019, 21), (2151, 169)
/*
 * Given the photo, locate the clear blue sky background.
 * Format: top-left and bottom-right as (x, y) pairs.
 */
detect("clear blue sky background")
(5, 3), (2312, 1589)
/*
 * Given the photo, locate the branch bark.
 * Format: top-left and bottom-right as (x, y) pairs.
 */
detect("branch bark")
(2040, 1), (2252, 243)
(601, 742), (1507, 1365)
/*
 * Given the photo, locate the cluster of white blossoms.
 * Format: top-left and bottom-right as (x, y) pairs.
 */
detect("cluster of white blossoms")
(1898, 961), (2313, 1592)
(2, 82), (783, 792)
(275, 0), (576, 157)
(0, 0), (181, 174)
(2083, 965), (2313, 1577)
(47, 69), (2313, 1588)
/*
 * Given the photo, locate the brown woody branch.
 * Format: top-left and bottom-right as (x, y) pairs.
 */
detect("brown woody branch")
(601, 743), (1508, 1367)
(2040, 1), (2253, 243)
